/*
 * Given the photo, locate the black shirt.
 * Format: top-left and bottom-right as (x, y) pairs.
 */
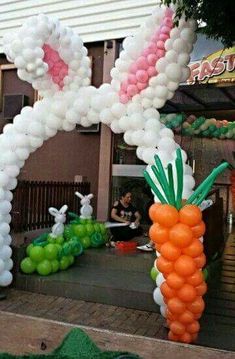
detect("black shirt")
(111, 201), (137, 222)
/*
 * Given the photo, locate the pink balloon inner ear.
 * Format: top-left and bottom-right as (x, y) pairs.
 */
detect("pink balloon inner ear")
(43, 44), (68, 89)
(119, 8), (174, 103)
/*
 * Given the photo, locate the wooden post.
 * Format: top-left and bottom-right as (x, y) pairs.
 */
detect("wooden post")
(97, 40), (118, 221)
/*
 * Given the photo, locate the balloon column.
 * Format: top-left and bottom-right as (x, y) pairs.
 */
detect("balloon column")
(1, 4), (197, 287)
(144, 149), (229, 343)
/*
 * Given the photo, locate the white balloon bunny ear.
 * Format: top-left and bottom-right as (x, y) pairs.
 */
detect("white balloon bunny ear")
(87, 194), (94, 200)
(48, 207), (59, 216)
(75, 191), (84, 200)
(3, 14), (91, 97)
(59, 204), (68, 214)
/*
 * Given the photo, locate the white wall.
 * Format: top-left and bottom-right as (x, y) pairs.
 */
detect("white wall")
(0, 0), (158, 51)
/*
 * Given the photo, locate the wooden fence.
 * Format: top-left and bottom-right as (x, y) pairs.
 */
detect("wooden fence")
(11, 180), (90, 232)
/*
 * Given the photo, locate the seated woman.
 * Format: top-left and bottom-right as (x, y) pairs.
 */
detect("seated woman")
(109, 190), (143, 246)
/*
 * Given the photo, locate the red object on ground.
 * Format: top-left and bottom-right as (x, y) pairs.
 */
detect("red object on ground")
(116, 241), (137, 251)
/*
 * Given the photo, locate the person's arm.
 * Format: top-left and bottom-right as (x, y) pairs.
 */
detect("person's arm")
(111, 208), (130, 224)
(134, 211), (141, 226)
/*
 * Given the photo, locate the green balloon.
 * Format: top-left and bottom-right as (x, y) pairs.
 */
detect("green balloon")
(91, 232), (104, 248)
(80, 236), (91, 249)
(86, 224), (94, 236)
(26, 243), (34, 256)
(29, 246), (45, 263)
(44, 244), (58, 260)
(150, 267), (159, 282)
(99, 223), (106, 234)
(93, 223), (101, 232)
(47, 234), (56, 244)
(37, 260), (52, 276)
(20, 257), (36, 274)
(55, 235), (64, 245)
(63, 225), (74, 241)
(60, 256), (70, 270)
(73, 224), (87, 237)
(67, 255), (75, 266)
(51, 259), (60, 273)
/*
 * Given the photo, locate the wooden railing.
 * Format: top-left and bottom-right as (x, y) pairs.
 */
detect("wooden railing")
(11, 180), (90, 232)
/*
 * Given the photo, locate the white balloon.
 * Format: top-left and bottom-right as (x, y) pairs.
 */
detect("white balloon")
(142, 148), (158, 165)
(153, 287), (165, 306)
(158, 137), (176, 153)
(143, 108), (160, 120)
(130, 114), (145, 130)
(131, 130), (145, 146)
(165, 63), (182, 82)
(184, 175), (195, 190)
(145, 118), (161, 132)
(123, 130), (134, 146)
(0, 259), (4, 273)
(160, 305), (167, 318)
(143, 130), (159, 147)
(0, 245), (12, 260)
(0, 270), (12, 286)
(4, 258), (13, 271)
(156, 273), (165, 287)
(159, 128), (174, 139)
(0, 201), (11, 215)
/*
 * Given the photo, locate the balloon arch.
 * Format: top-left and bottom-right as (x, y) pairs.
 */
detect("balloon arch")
(0, 3), (217, 344)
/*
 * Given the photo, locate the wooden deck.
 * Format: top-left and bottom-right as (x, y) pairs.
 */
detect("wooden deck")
(0, 311), (234, 359)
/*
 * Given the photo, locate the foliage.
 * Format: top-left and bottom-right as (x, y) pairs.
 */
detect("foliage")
(160, 0), (235, 47)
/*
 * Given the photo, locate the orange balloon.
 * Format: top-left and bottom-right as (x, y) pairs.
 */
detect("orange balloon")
(161, 282), (176, 299)
(191, 221), (206, 238)
(174, 255), (197, 277)
(168, 331), (179, 342)
(160, 242), (181, 261)
(187, 297), (205, 314)
(179, 332), (192, 344)
(156, 256), (174, 274)
(179, 205), (202, 227)
(194, 313), (202, 320)
(166, 309), (178, 322)
(177, 284), (197, 302)
(154, 204), (179, 228)
(170, 321), (186, 335)
(182, 239), (203, 257)
(178, 310), (195, 324)
(149, 223), (169, 244)
(168, 297), (186, 315)
(187, 320), (200, 334)
(194, 253), (206, 268)
(186, 270), (204, 286)
(149, 203), (162, 222)
(169, 223), (193, 248)
(155, 243), (162, 252)
(195, 281), (207, 296)
(166, 272), (185, 290)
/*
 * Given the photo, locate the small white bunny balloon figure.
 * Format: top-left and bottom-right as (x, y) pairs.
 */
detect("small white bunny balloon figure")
(75, 192), (93, 219)
(48, 204), (68, 238)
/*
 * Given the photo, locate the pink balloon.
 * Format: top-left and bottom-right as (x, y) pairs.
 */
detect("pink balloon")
(148, 42), (158, 53)
(129, 63), (138, 74)
(137, 82), (147, 91)
(121, 80), (129, 91)
(161, 26), (171, 34)
(142, 48), (153, 57)
(156, 49), (165, 58)
(136, 70), (148, 83)
(147, 54), (158, 66)
(127, 84), (138, 97)
(147, 66), (157, 77)
(136, 56), (149, 70)
(159, 33), (169, 41)
(120, 94), (130, 104)
(163, 17), (173, 27)
(128, 74), (137, 84)
(165, 8), (173, 17)
(157, 40), (165, 50)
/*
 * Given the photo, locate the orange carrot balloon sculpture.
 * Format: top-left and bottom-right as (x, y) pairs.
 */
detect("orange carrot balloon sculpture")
(144, 149), (229, 344)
